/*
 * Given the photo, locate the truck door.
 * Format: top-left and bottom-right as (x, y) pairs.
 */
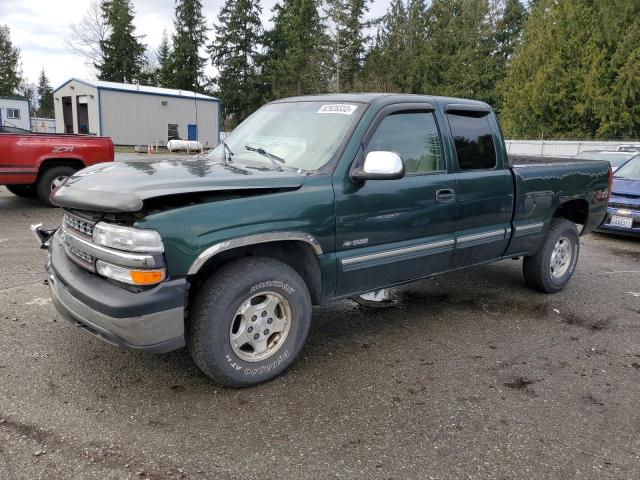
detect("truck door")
(444, 105), (513, 267)
(334, 104), (457, 296)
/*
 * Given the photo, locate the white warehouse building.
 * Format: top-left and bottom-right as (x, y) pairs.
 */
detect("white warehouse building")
(53, 78), (221, 147)
(0, 96), (31, 130)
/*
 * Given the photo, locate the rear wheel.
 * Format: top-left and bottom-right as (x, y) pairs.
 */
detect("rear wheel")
(188, 257), (312, 387)
(36, 166), (77, 207)
(523, 218), (580, 293)
(6, 184), (37, 198)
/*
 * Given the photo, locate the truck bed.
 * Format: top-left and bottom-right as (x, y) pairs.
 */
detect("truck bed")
(509, 154), (598, 166)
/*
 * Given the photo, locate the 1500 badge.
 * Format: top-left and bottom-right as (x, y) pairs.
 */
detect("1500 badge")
(343, 238), (369, 247)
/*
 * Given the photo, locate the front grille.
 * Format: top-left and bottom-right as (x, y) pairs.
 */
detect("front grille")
(64, 213), (95, 237)
(60, 229), (96, 271)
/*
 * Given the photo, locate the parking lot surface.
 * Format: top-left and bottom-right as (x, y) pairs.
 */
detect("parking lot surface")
(1, 186), (639, 479)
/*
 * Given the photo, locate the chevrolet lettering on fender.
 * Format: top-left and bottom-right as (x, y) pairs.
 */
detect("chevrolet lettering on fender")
(33, 94), (611, 387)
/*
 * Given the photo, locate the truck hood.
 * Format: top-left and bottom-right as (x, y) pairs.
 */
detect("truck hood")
(51, 158), (307, 212)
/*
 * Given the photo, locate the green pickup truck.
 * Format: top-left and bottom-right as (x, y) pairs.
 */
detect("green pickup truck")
(35, 94), (611, 387)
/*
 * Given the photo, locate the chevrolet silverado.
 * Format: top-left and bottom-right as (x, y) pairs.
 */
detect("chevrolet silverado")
(34, 94), (611, 387)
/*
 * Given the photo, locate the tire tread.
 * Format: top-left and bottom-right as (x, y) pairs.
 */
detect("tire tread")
(523, 218), (579, 293)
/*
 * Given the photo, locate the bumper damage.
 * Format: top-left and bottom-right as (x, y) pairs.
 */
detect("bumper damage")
(45, 231), (186, 353)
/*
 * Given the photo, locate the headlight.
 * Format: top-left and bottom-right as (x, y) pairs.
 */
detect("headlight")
(93, 223), (164, 253)
(96, 260), (166, 286)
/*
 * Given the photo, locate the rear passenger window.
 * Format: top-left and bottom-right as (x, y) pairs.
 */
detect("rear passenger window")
(447, 113), (497, 170)
(366, 112), (444, 174)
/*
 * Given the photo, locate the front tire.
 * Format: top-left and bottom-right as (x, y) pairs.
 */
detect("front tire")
(6, 184), (38, 198)
(188, 257), (312, 387)
(523, 218), (580, 293)
(36, 166), (77, 207)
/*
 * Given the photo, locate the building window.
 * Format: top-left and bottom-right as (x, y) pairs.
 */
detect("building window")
(168, 124), (179, 140)
(7, 108), (21, 120)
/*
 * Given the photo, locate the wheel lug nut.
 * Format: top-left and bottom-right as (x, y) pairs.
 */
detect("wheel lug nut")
(261, 311), (267, 317)
(254, 333), (260, 340)
(251, 315), (257, 322)
(267, 318), (273, 324)
(248, 327), (253, 333)
(264, 329), (270, 335)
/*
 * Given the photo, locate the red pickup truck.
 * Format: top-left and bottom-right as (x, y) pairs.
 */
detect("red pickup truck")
(0, 126), (114, 206)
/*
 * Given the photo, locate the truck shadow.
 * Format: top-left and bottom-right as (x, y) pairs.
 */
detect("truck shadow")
(57, 262), (541, 387)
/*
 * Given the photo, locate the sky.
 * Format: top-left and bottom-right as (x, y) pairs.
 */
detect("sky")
(1, 0), (389, 89)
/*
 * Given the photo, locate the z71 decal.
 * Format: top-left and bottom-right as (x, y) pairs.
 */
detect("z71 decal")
(52, 146), (74, 153)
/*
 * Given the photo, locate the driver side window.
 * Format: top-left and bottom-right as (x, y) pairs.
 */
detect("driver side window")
(366, 111), (444, 174)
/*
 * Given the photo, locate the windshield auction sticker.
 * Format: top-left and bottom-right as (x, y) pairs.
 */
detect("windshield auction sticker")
(317, 104), (358, 115)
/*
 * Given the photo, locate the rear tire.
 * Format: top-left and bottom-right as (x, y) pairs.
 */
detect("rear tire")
(523, 218), (579, 293)
(188, 257), (312, 387)
(36, 166), (77, 207)
(6, 184), (37, 198)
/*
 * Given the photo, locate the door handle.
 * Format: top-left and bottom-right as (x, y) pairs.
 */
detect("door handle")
(436, 189), (456, 204)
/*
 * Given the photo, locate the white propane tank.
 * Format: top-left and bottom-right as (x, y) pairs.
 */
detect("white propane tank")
(167, 140), (204, 152)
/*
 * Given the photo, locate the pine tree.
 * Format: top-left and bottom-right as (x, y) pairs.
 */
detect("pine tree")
(495, 0), (527, 68)
(156, 29), (173, 87)
(36, 69), (54, 118)
(0, 25), (23, 96)
(97, 0), (146, 83)
(209, 0), (263, 126)
(498, 0), (596, 138)
(500, 0), (640, 139)
(264, 0), (331, 99)
(167, 0), (208, 91)
(325, 0), (369, 92)
(357, 0), (409, 92)
(422, 0), (500, 103)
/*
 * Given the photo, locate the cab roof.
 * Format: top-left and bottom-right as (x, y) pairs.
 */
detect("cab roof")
(271, 93), (492, 110)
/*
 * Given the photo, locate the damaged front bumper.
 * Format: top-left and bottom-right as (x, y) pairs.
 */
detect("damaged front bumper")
(41, 229), (186, 353)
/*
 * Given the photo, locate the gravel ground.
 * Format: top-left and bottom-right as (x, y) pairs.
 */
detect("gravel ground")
(1, 186), (639, 479)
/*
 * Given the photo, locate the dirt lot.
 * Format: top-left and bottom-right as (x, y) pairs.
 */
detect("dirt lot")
(1, 186), (639, 479)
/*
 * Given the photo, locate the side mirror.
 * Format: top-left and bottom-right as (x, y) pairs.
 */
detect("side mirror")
(351, 151), (405, 181)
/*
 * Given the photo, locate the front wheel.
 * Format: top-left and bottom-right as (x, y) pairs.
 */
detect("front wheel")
(523, 218), (580, 293)
(188, 257), (312, 387)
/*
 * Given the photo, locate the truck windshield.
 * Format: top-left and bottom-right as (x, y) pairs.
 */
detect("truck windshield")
(208, 101), (363, 171)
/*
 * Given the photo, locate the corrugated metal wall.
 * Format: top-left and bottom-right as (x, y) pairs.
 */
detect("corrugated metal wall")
(100, 89), (218, 146)
(505, 140), (633, 157)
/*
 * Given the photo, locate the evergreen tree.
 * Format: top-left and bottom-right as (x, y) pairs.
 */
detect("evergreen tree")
(167, 0), (208, 91)
(209, 0), (263, 126)
(97, 0), (146, 83)
(156, 29), (173, 87)
(498, 0), (640, 139)
(36, 69), (54, 117)
(325, 0), (369, 92)
(0, 25), (23, 96)
(357, 0), (409, 92)
(264, 0), (331, 99)
(495, 0), (527, 68)
(422, 0), (500, 104)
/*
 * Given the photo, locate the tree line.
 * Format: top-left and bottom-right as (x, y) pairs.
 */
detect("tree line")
(1, 0), (639, 139)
